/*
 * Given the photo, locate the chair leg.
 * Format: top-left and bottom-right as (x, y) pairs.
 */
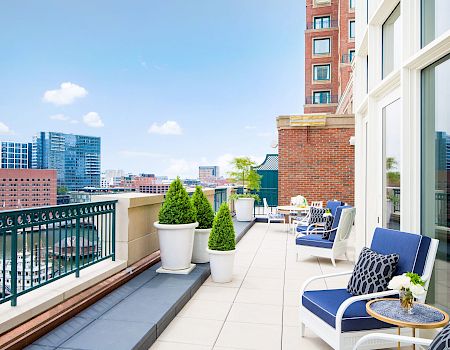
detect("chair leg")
(300, 322), (305, 337)
(331, 257), (336, 267)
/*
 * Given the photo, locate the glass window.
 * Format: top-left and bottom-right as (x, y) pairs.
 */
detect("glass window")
(382, 4), (401, 78)
(349, 20), (355, 38)
(350, 0), (355, 8)
(383, 98), (401, 230)
(313, 64), (331, 80)
(421, 54), (450, 313)
(313, 38), (330, 55)
(421, 0), (450, 47)
(349, 50), (355, 62)
(313, 91), (331, 104)
(314, 16), (331, 29)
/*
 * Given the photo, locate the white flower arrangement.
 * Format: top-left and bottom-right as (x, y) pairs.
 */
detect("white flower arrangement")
(388, 272), (426, 299)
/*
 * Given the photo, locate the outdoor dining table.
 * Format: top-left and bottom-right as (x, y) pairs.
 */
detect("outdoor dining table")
(276, 205), (310, 229)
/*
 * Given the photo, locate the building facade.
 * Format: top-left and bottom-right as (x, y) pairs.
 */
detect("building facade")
(33, 132), (101, 190)
(199, 166), (219, 182)
(304, 0), (355, 114)
(354, 0), (450, 312)
(1, 142), (32, 169)
(0, 169), (57, 210)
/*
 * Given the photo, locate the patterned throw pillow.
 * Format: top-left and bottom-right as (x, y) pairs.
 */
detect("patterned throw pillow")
(429, 322), (450, 350)
(321, 215), (334, 239)
(347, 248), (399, 296)
(308, 207), (326, 225)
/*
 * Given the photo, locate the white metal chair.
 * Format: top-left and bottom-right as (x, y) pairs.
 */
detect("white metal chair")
(296, 206), (355, 266)
(310, 201), (323, 208)
(353, 333), (433, 350)
(299, 228), (439, 350)
(263, 198), (285, 228)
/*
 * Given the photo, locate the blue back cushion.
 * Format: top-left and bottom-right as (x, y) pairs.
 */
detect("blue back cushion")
(326, 200), (344, 216)
(370, 228), (431, 275)
(328, 205), (352, 241)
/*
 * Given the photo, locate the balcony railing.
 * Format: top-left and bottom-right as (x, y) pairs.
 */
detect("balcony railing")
(305, 95), (339, 105)
(0, 201), (116, 306)
(306, 20), (338, 30)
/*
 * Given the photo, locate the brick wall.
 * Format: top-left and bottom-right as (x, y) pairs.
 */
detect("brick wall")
(278, 125), (354, 206)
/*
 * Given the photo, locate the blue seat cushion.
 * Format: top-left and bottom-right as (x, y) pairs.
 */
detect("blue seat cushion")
(296, 234), (333, 249)
(326, 200), (344, 217)
(302, 289), (394, 332)
(370, 228), (432, 275)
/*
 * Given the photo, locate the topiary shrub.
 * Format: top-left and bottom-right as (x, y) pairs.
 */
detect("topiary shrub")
(191, 186), (215, 229)
(208, 203), (235, 251)
(159, 177), (196, 225)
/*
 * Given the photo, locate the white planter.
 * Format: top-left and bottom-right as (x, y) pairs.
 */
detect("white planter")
(154, 221), (198, 271)
(234, 198), (255, 222)
(192, 228), (211, 263)
(207, 249), (235, 283)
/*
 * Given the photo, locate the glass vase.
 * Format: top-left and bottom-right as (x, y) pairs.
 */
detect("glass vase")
(399, 288), (414, 314)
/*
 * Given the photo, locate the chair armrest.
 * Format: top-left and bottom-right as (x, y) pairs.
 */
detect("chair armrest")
(353, 333), (432, 350)
(335, 290), (400, 333)
(300, 270), (354, 296)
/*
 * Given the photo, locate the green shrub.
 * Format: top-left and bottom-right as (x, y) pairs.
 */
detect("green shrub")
(191, 186), (215, 229)
(208, 203), (235, 251)
(158, 177), (196, 225)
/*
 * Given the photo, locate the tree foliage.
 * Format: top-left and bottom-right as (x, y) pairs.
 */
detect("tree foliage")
(158, 177), (196, 225)
(191, 186), (215, 229)
(228, 157), (261, 191)
(208, 203), (235, 251)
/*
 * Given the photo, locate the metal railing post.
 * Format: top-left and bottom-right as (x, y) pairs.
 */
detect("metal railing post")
(10, 214), (18, 307)
(75, 216), (80, 278)
(111, 205), (116, 262)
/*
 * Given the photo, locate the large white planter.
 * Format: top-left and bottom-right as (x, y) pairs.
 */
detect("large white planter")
(207, 249), (235, 283)
(154, 221), (198, 271)
(234, 198), (255, 222)
(192, 228), (211, 263)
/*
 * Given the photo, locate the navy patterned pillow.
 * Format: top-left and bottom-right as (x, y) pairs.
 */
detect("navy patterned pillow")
(308, 207), (326, 225)
(322, 215), (334, 239)
(347, 248), (399, 296)
(429, 322), (450, 350)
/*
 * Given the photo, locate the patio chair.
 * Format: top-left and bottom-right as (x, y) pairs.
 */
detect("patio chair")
(353, 322), (449, 349)
(263, 198), (285, 228)
(291, 200), (344, 233)
(311, 201), (323, 208)
(299, 228), (439, 350)
(296, 206), (355, 266)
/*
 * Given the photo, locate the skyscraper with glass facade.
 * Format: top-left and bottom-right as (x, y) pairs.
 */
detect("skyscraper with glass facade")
(33, 132), (101, 190)
(1, 141), (33, 169)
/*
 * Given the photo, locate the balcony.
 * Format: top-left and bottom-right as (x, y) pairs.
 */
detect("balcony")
(306, 20), (338, 30)
(305, 95), (339, 105)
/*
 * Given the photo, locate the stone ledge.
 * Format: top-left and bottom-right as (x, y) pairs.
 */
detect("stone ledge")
(277, 114), (355, 129)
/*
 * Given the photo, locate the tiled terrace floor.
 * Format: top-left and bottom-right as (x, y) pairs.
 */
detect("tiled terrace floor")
(150, 223), (355, 350)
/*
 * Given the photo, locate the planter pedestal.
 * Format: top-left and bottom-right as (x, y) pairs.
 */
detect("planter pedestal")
(156, 264), (196, 275)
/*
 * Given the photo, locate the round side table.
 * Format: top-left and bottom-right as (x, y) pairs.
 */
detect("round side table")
(366, 298), (449, 350)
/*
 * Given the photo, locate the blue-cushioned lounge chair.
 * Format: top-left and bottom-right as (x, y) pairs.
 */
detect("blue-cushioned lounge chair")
(299, 228), (439, 350)
(296, 206), (355, 266)
(293, 200), (345, 233)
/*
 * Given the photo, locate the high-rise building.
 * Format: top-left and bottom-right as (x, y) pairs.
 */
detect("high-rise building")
(304, 0), (355, 114)
(33, 132), (101, 190)
(0, 169), (57, 210)
(199, 166), (219, 183)
(1, 141), (33, 169)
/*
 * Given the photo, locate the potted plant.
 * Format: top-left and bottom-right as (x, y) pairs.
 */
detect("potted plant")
(207, 203), (236, 283)
(191, 186), (215, 263)
(229, 157), (261, 221)
(154, 177), (198, 272)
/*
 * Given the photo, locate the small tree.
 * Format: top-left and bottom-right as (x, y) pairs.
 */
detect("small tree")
(57, 186), (69, 195)
(159, 177), (196, 225)
(228, 157), (261, 191)
(191, 186), (215, 229)
(208, 203), (235, 251)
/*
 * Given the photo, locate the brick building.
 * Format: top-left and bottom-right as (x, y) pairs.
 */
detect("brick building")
(0, 169), (57, 210)
(304, 0), (355, 114)
(277, 115), (354, 205)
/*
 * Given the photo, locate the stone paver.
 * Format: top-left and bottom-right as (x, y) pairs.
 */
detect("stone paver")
(150, 222), (356, 350)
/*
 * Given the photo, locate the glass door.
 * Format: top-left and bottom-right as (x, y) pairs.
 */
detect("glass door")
(422, 54), (450, 312)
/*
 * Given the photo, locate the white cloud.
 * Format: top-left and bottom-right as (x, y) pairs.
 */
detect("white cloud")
(166, 158), (196, 177)
(244, 125), (257, 130)
(119, 150), (166, 158)
(0, 122), (12, 134)
(82, 112), (104, 128)
(49, 114), (70, 121)
(43, 82), (88, 105)
(148, 121), (182, 135)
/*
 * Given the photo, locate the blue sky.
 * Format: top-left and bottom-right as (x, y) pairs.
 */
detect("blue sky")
(0, 1), (305, 178)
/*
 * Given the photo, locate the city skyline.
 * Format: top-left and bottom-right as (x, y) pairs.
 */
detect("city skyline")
(0, 1), (305, 178)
